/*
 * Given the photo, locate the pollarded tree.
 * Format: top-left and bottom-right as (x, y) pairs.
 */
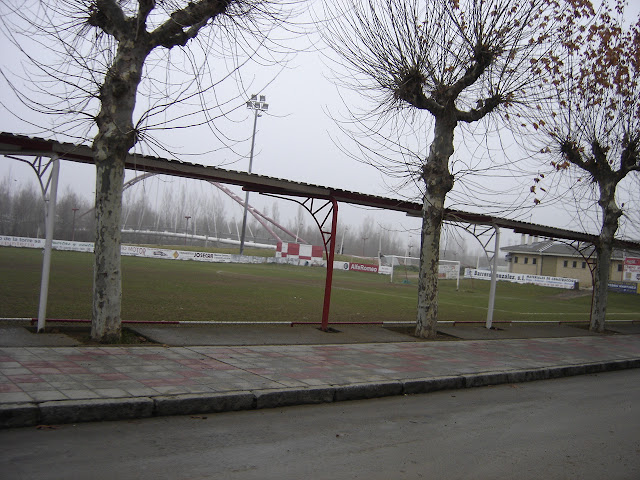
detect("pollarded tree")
(320, 0), (583, 338)
(1, 1), (298, 342)
(526, 0), (640, 332)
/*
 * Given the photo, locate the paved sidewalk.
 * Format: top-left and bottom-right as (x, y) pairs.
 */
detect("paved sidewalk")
(2, 327), (640, 428)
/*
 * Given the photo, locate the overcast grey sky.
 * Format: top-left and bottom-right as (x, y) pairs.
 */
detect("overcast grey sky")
(1, 0), (638, 253)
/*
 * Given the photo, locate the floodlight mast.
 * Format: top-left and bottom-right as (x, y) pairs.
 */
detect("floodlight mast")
(239, 95), (269, 255)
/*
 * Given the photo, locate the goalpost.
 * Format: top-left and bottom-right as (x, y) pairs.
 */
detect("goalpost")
(381, 255), (460, 290)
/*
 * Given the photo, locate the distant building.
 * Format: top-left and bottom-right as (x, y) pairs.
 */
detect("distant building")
(501, 238), (640, 288)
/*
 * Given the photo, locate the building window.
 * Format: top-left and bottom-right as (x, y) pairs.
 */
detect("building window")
(532, 258), (537, 265)
(618, 264), (623, 272)
(582, 262), (586, 269)
(563, 260), (568, 267)
(514, 257), (518, 263)
(524, 257), (529, 264)
(572, 261), (577, 268)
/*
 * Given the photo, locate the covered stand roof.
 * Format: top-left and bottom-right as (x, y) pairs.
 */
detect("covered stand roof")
(502, 240), (640, 259)
(2, 131), (639, 251)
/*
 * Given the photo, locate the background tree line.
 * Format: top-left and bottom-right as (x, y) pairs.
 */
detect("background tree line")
(0, 175), (415, 259)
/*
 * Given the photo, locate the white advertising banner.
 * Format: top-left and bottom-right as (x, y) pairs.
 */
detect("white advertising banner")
(438, 263), (458, 279)
(120, 246), (268, 264)
(3, 236), (393, 273)
(0, 236), (94, 252)
(0, 236), (45, 249)
(2, 236), (269, 265)
(333, 261), (392, 275)
(623, 257), (640, 283)
(464, 268), (578, 289)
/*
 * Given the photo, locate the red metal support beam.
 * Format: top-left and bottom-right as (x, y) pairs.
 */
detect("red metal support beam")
(254, 191), (339, 331)
(283, 196), (339, 331)
(321, 197), (338, 331)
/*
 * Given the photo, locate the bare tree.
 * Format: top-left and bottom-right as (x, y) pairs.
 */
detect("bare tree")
(1, 0), (300, 341)
(0, 182), (43, 237)
(55, 189), (93, 240)
(525, 0), (640, 332)
(321, 0), (578, 337)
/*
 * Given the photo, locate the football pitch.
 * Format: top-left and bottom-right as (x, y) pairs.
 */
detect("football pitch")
(1, 247), (638, 324)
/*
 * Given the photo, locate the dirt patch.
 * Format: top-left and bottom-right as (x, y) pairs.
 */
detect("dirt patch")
(571, 324), (618, 335)
(384, 326), (460, 341)
(27, 326), (157, 345)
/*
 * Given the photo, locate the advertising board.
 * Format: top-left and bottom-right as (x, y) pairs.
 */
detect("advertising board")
(623, 257), (640, 282)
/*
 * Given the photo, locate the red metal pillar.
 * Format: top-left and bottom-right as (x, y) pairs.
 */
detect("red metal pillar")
(321, 198), (338, 331)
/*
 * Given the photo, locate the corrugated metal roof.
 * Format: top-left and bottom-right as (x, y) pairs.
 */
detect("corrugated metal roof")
(501, 241), (640, 259)
(2, 131), (640, 251)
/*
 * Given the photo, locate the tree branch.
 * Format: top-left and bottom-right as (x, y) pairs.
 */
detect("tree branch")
(138, 0), (156, 20)
(456, 94), (502, 123)
(560, 139), (591, 172)
(150, 0), (232, 49)
(618, 133), (640, 181)
(393, 68), (444, 116)
(449, 42), (495, 99)
(88, 0), (129, 41)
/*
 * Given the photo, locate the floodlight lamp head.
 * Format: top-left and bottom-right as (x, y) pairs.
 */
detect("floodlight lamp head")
(246, 94), (268, 111)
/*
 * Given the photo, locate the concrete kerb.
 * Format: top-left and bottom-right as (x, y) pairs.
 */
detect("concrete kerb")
(0, 403), (39, 429)
(334, 381), (404, 402)
(39, 397), (155, 425)
(154, 391), (255, 417)
(254, 386), (336, 409)
(2, 358), (640, 428)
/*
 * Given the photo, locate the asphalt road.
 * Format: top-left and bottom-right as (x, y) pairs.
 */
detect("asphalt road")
(2, 369), (639, 480)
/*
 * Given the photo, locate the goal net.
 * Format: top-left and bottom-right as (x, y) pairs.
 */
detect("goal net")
(380, 255), (460, 290)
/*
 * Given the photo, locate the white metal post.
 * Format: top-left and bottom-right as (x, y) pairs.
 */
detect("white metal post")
(37, 157), (60, 333)
(486, 225), (500, 329)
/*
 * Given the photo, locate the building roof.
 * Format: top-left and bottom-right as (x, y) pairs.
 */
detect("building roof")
(501, 240), (640, 260)
(2, 131), (640, 251)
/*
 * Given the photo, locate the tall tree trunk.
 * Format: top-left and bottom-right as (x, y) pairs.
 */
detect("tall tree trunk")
(415, 117), (455, 339)
(590, 180), (622, 332)
(90, 42), (147, 342)
(91, 156), (125, 342)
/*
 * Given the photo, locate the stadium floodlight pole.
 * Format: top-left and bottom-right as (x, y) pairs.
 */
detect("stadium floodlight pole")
(71, 207), (79, 241)
(239, 94), (269, 255)
(340, 226), (348, 254)
(184, 216), (191, 245)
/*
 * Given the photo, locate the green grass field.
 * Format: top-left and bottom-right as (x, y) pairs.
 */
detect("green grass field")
(1, 247), (638, 324)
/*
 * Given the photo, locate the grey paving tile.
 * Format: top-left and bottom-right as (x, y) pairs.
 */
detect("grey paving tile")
(151, 385), (192, 395)
(45, 381), (86, 390)
(93, 388), (130, 398)
(180, 385), (216, 394)
(60, 389), (101, 400)
(0, 362), (22, 369)
(124, 387), (163, 397)
(17, 383), (57, 392)
(0, 392), (33, 403)
(28, 390), (68, 402)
